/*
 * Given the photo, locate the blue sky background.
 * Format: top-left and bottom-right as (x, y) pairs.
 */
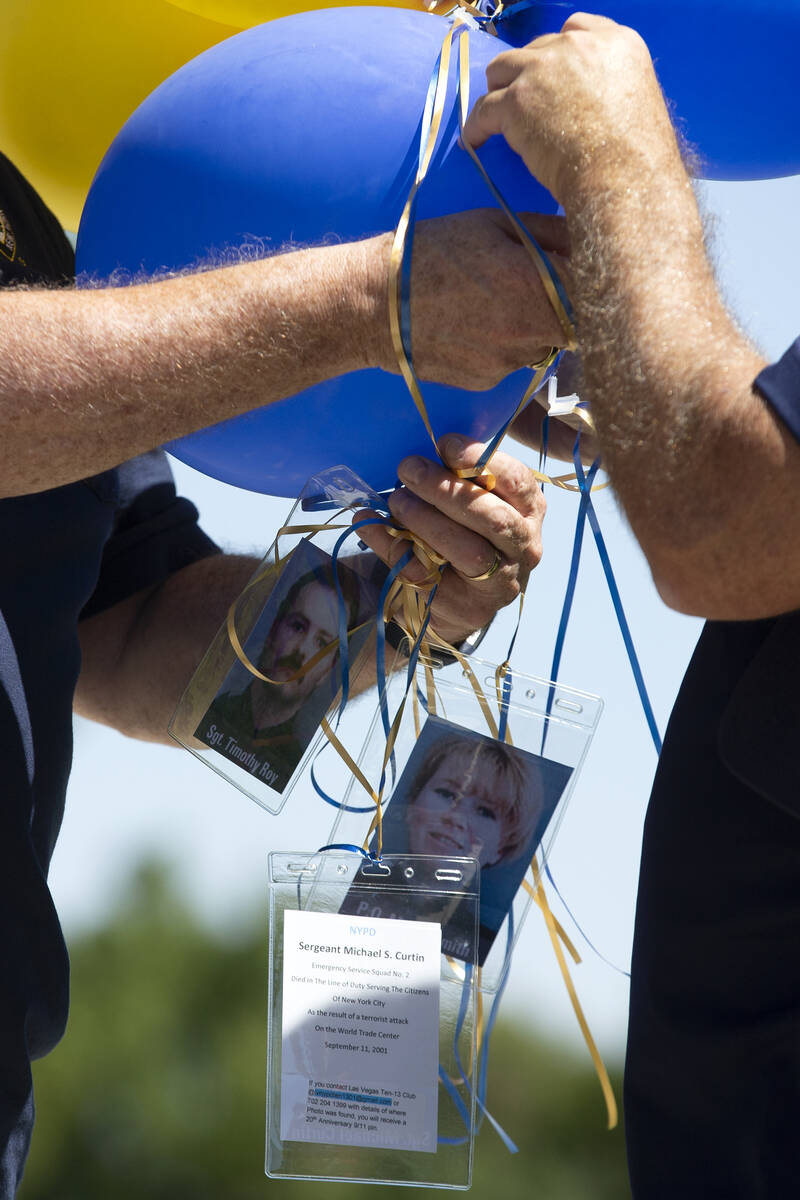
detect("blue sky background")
(48, 171), (800, 1069)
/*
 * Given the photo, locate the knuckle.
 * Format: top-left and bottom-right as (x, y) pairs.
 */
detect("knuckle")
(524, 538), (543, 570)
(485, 57), (507, 87)
(506, 80), (528, 119)
(504, 460), (537, 505)
(619, 23), (645, 51)
(355, 524), (377, 551)
(505, 460), (546, 516)
(400, 559), (426, 585)
(484, 508), (516, 545)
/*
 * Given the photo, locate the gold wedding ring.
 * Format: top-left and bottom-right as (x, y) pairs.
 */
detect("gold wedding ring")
(463, 547), (502, 583)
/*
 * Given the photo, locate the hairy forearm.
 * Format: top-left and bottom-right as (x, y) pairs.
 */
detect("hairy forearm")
(561, 154), (799, 617)
(1, 238), (387, 498)
(2, 206), (571, 501)
(462, 14), (800, 617)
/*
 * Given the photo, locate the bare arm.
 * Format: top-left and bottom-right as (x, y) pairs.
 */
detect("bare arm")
(74, 554), (258, 743)
(2, 209), (567, 499)
(465, 14), (800, 620)
(76, 438), (545, 743)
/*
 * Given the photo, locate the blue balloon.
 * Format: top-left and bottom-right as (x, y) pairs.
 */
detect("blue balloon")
(77, 8), (558, 497)
(79, 2), (800, 497)
(497, 1), (800, 182)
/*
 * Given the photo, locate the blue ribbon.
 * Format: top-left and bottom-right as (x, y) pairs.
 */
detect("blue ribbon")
(572, 445), (662, 755)
(375, 548), (418, 746)
(398, 30), (455, 372)
(541, 448), (599, 753)
(310, 745), (377, 814)
(543, 862), (630, 979)
(474, 915), (518, 1151)
(438, 916), (519, 1152)
(535, 435), (658, 976)
(396, 19), (569, 458)
(317, 842), (382, 862)
(543, 436), (661, 755)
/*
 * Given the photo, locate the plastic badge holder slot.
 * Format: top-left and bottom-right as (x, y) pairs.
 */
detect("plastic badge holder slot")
(325, 658), (602, 994)
(169, 468), (392, 815)
(267, 851), (480, 1189)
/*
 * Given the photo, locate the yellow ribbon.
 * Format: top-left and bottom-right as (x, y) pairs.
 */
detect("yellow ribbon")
(222, 15), (615, 1126)
(385, 17), (600, 509)
(531, 466), (610, 493)
(225, 541), (372, 687)
(387, 23), (457, 452)
(423, 634), (619, 1129)
(456, 32), (577, 353)
(224, 515), (618, 1128)
(530, 859), (619, 1130)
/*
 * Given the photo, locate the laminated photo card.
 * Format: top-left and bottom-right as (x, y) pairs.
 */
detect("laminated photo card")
(340, 714), (572, 965)
(169, 477), (390, 815)
(325, 658), (602, 991)
(193, 539), (375, 795)
(267, 851), (481, 1188)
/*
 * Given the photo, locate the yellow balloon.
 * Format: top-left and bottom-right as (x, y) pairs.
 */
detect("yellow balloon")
(166, 0), (294, 20)
(0, 1), (240, 230)
(164, 0), (419, 28)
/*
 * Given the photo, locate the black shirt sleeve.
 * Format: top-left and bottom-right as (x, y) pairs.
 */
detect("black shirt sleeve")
(81, 451), (220, 620)
(754, 338), (800, 443)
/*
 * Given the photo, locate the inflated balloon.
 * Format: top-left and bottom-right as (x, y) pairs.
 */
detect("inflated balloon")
(497, 0), (800, 183)
(78, 8), (559, 496)
(77, 0), (800, 496)
(0, 0), (239, 230)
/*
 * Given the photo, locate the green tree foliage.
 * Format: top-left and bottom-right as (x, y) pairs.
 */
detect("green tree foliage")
(22, 864), (630, 1200)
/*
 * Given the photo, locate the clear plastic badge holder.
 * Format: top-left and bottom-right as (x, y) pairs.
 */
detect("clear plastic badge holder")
(326, 658), (602, 994)
(267, 851), (480, 1188)
(169, 468), (392, 814)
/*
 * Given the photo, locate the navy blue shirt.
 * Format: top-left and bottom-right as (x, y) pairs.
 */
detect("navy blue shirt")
(755, 338), (800, 442)
(0, 153), (217, 1195)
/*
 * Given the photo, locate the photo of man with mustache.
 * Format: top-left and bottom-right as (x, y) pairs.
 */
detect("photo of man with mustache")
(196, 543), (367, 793)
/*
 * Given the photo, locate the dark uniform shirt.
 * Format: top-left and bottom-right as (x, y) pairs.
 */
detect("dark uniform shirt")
(625, 339), (800, 1198)
(0, 151), (217, 1198)
(756, 336), (800, 443)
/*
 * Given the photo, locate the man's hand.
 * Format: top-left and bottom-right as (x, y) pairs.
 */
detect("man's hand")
(354, 436), (545, 646)
(463, 13), (681, 203)
(464, 13), (800, 621)
(393, 209), (571, 389)
(78, 441), (545, 744)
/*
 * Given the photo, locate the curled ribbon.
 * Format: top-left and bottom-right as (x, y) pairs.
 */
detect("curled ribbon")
(222, 11), (616, 1134)
(387, 16), (574, 489)
(382, 19), (618, 1127)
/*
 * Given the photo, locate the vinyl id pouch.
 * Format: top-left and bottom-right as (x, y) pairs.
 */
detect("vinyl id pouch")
(169, 468), (394, 814)
(323, 658), (602, 994)
(267, 850), (480, 1188)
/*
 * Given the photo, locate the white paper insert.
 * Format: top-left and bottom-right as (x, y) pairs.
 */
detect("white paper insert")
(280, 908), (441, 1153)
